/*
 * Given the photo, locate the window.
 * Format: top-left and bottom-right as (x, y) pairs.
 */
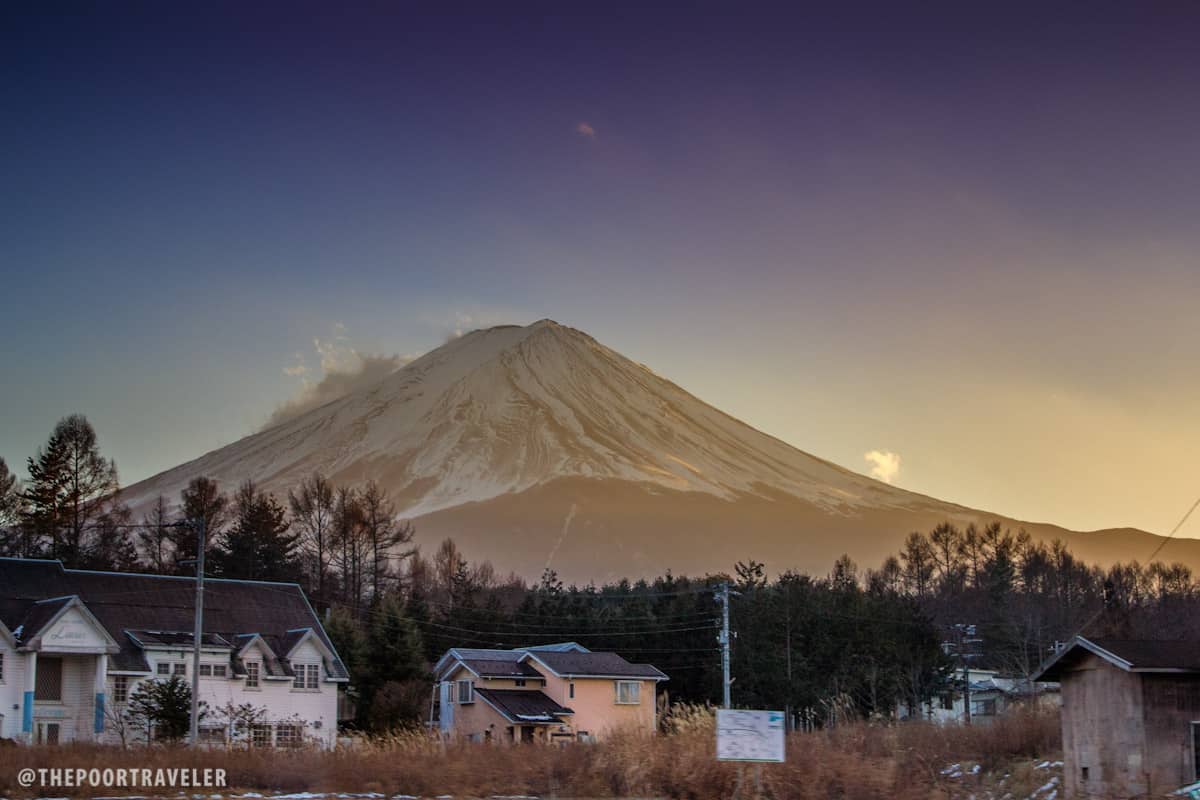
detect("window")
(157, 663), (171, 676)
(275, 724), (303, 748)
(569, 682), (575, 699)
(973, 699), (997, 716)
(245, 661), (260, 689)
(0, 652), (5, 683)
(112, 675), (130, 704)
(198, 663), (227, 678)
(1193, 722), (1200, 781)
(250, 723), (272, 748)
(293, 663), (320, 690)
(199, 664), (212, 677)
(615, 680), (641, 705)
(212, 664), (227, 677)
(198, 725), (226, 745)
(173, 663), (186, 676)
(35, 657), (63, 702)
(457, 679), (474, 703)
(514, 679), (526, 687)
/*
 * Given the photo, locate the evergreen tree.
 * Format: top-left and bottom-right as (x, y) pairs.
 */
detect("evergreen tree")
(357, 594), (427, 730)
(211, 479), (299, 582)
(126, 675), (202, 742)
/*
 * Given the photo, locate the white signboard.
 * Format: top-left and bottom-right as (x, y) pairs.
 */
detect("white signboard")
(716, 709), (786, 762)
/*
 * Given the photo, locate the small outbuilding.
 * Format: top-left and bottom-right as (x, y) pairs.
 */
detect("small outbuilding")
(1034, 636), (1200, 798)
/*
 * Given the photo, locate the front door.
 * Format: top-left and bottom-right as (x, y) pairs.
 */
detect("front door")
(36, 721), (61, 745)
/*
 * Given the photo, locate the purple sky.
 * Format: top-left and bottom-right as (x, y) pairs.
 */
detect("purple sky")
(3, 3), (1200, 536)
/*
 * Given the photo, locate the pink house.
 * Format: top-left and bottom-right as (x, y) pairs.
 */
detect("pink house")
(433, 643), (668, 743)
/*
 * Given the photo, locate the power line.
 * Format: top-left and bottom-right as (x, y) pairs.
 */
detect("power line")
(1145, 494), (1200, 565)
(412, 617), (718, 639)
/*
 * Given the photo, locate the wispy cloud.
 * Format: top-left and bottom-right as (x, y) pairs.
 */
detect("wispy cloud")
(864, 450), (901, 484)
(267, 325), (413, 429)
(576, 121), (596, 138)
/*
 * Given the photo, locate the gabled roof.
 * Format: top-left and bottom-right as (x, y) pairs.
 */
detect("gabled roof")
(523, 642), (589, 653)
(474, 688), (573, 724)
(1033, 635), (1200, 681)
(520, 650), (668, 680)
(436, 643), (667, 682)
(0, 558), (348, 681)
(17, 595), (122, 654)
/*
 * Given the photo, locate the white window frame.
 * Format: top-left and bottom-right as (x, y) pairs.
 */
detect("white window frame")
(615, 680), (641, 705)
(250, 723), (272, 748)
(0, 651), (5, 683)
(198, 663), (229, 679)
(112, 675), (131, 704)
(293, 663), (320, 691)
(198, 724), (227, 745)
(274, 723), (303, 748)
(173, 663), (186, 677)
(457, 679), (474, 704)
(156, 662), (171, 676)
(245, 661), (260, 689)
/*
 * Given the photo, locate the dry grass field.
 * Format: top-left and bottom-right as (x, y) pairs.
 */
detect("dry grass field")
(0, 708), (1061, 799)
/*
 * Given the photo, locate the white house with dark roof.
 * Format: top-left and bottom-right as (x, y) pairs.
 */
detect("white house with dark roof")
(0, 558), (347, 747)
(433, 642), (668, 743)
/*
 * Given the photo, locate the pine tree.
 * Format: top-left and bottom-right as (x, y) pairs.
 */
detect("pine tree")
(357, 594), (427, 730)
(126, 675), (202, 742)
(211, 479), (299, 582)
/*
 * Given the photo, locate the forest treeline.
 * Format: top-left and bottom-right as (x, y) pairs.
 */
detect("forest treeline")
(2, 413), (1197, 731)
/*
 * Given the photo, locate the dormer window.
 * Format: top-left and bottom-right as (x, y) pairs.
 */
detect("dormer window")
(245, 661), (260, 689)
(293, 663), (320, 691)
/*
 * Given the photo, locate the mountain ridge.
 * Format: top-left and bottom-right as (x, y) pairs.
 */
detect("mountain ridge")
(121, 319), (1194, 580)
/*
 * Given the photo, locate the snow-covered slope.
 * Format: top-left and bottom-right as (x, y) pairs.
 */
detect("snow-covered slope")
(122, 319), (1176, 580)
(124, 319), (945, 518)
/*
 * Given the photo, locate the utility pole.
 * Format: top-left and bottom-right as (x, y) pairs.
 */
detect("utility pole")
(188, 517), (206, 746)
(953, 623), (981, 726)
(717, 581), (735, 708)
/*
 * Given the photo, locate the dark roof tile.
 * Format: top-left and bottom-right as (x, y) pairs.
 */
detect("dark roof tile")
(525, 650), (668, 679)
(475, 688), (573, 723)
(0, 558), (347, 680)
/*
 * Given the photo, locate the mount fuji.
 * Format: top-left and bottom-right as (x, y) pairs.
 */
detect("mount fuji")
(121, 319), (1187, 581)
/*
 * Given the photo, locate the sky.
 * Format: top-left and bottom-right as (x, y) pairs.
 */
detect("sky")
(2, 2), (1199, 538)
